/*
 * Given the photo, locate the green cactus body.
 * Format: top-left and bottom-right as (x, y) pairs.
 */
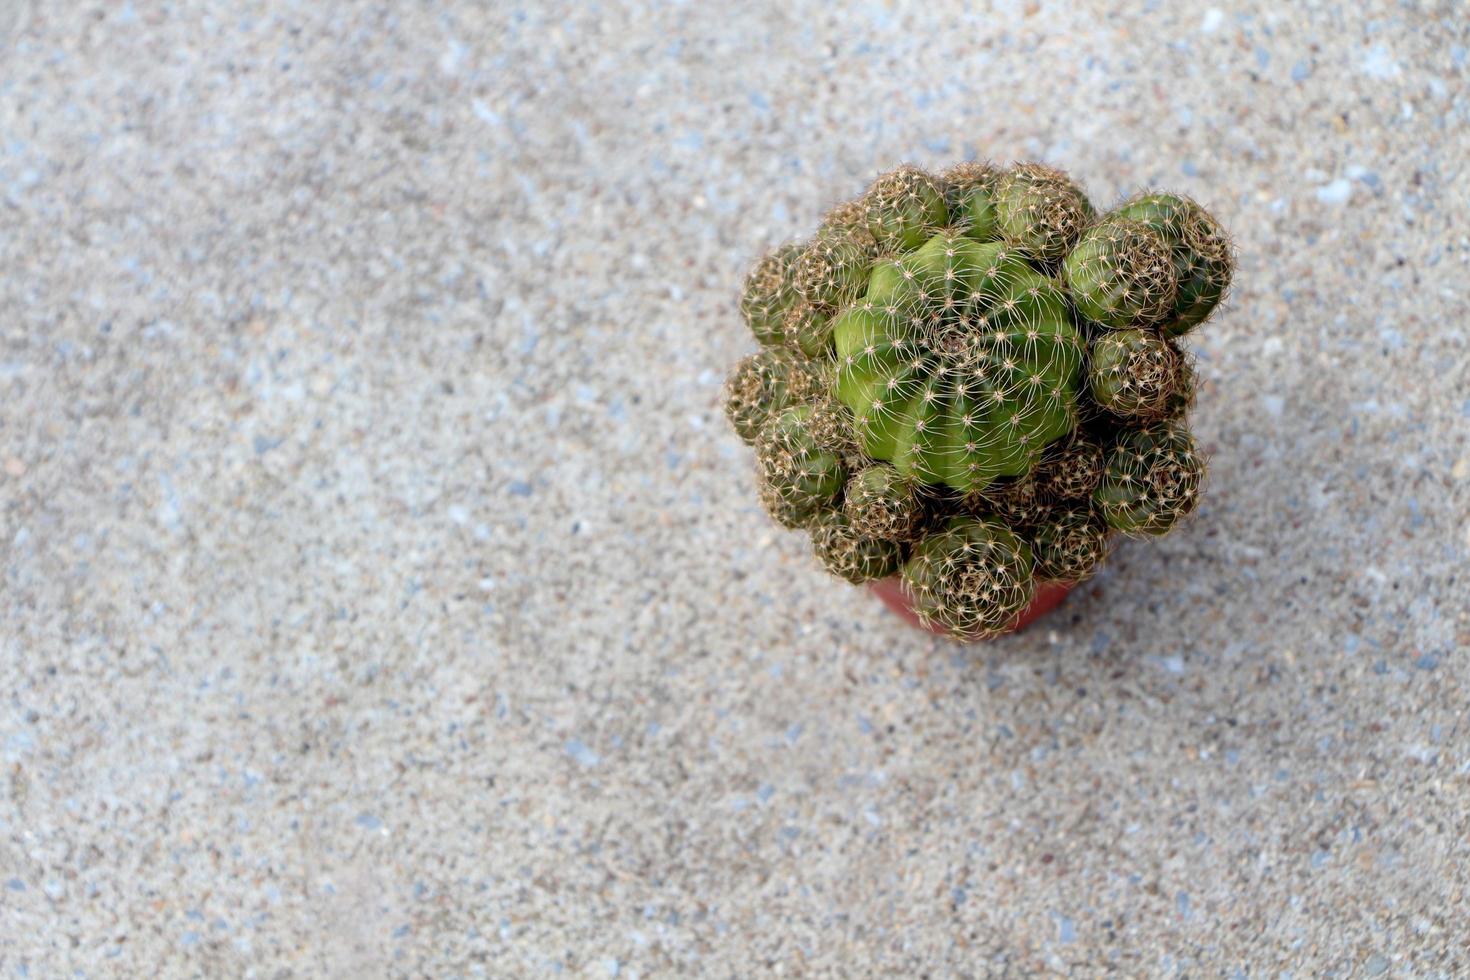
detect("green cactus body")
(901, 517), (1036, 637)
(740, 243), (804, 347)
(940, 161), (1002, 242)
(724, 348), (818, 444)
(1113, 193), (1234, 335)
(843, 463), (921, 541)
(1094, 423), (1205, 535)
(832, 233), (1083, 493)
(755, 405), (847, 528)
(810, 513), (903, 584)
(1062, 217), (1178, 327)
(1031, 507), (1110, 583)
(1088, 328), (1181, 419)
(994, 163), (1095, 262)
(862, 166), (949, 252)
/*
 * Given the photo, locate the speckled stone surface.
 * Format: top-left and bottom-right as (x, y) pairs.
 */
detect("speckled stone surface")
(1, 2), (1467, 976)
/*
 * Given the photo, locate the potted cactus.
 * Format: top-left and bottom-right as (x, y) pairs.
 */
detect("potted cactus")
(724, 161), (1233, 640)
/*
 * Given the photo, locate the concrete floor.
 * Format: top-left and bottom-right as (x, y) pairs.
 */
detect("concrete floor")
(1, 1), (1467, 976)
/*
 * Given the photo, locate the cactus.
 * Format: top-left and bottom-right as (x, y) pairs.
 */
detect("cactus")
(724, 161), (1234, 637)
(1112, 193), (1234, 335)
(794, 229), (873, 309)
(901, 517), (1036, 638)
(965, 473), (1051, 528)
(1094, 422), (1205, 535)
(782, 299), (833, 358)
(939, 160), (1002, 240)
(755, 405), (847, 528)
(862, 165), (949, 252)
(1032, 433), (1106, 501)
(1163, 350), (1198, 420)
(723, 347), (817, 444)
(811, 512), (904, 584)
(1087, 328), (1181, 419)
(818, 199), (878, 248)
(1031, 506), (1110, 583)
(994, 163), (1095, 262)
(844, 463), (922, 541)
(740, 243), (803, 347)
(1062, 217), (1177, 328)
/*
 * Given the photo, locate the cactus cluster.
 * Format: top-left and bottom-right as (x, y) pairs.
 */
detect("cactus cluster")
(725, 161), (1232, 638)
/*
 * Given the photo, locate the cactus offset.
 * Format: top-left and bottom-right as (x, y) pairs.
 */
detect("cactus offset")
(782, 299), (833, 358)
(724, 347), (818, 444)
(939, 160), (1002, 241)
(1163, 349), (1198, 420)
(1087, 328), (1181, 420)
(844, 463), (922, 541)
(755, 405), (848, 528)
(795, 228), (873, 309)
(862, 165), (949, 252)
(1031, 506), (1110, 583)
(901, 517), (1036, 638)
(740, 243), (803, 347)
(723, 160), (1235, 637)
(1063, 217), (1177, 328)
(811, 512), (903, 584)
(1112, 193), (1234, 335)
(965, 473), (1051, 528)
(1032, 433), (1106, 501)
(1094, 422), (1206, 535)
(994, 163), (1095, 262)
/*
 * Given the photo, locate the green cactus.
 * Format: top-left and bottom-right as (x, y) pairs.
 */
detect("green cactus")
(754, 405), (847, 528)
(1112, 193), (1234, 335)
(1031, 506), (1110, 583)
(810, 512), (903, 584)
(939, 160), (1002, 241)
(832, 231), (1084, 492)
(862, 165), (949, 252)
(1062, 217), (1178, 328)
(794, 227), (873, 309)
(1094, 422), (1205, 535)
(843, 463), (922, 541)
(740, 243), (804, 347)
(901, 517), (1036, 638)
(1088, 328), (1181, 419)
(817, 198), (878, 248)
(723, 347), (817, 444)
(724, 161), (1234, 634)
(994, 163), (1095, 262)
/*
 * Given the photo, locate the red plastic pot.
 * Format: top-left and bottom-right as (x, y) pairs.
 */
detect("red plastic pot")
(869, 576), (1073, 640)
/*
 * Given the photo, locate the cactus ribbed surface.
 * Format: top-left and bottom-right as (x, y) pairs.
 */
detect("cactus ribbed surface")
(724, 160), (1234, 637)
(832, 234), (1083, 491)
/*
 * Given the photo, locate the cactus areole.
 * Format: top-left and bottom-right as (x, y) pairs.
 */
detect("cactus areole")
(725, 161), (1234, 640)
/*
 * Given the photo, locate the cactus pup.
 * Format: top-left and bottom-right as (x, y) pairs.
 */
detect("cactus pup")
(725, 161), (1233, 639)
